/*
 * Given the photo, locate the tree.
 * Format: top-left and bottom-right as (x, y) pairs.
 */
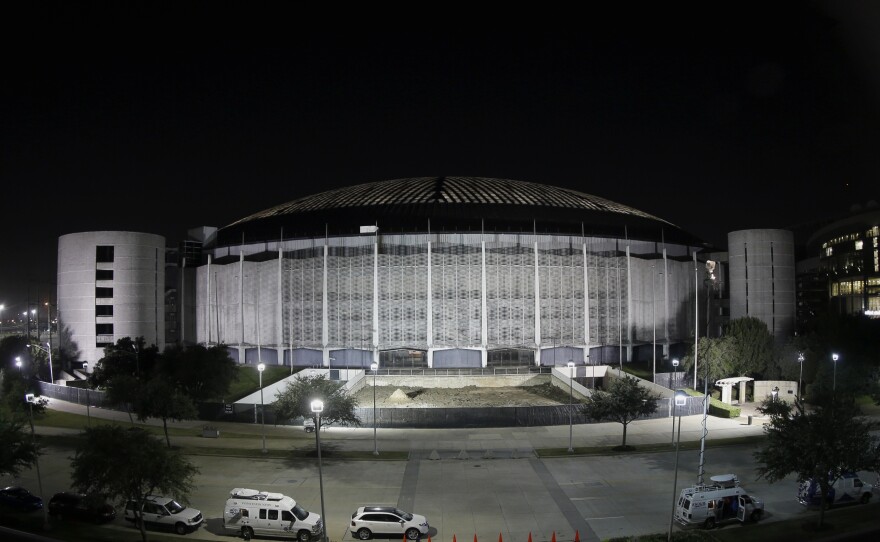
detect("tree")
(135, 377), (198, 448)
(753, 394), (880, 529)
(70, 425), (198, 542)
(0, 405), (40, 477)
(157, 344), (236, 402)
(724, 317), (774, 376)
(271, 374), (361, 427)
(580, 374), (661, 450)
(90, 337), (158, 423)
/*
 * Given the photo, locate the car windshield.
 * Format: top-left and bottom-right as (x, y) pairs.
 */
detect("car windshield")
(166, 500), (186, 514)
(394, 508), (413, 521)
(292, 503), (309, 521)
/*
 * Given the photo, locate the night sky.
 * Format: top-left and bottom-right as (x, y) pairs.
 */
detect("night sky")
(3, 1), (880, 314)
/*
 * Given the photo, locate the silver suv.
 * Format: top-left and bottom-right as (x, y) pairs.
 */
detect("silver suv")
(124, 495), (204, 535)
(350, 506), (429, 540)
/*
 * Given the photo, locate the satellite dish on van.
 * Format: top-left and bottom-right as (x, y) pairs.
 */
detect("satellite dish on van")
(710, 474), (738, 488)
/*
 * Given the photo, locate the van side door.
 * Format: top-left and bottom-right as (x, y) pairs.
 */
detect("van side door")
(736, 495), (747, 522)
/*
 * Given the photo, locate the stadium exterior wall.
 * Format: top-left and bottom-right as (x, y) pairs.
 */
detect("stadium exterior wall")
(727, 229), (796, 340)
(192, 232), (703, 368)
(57, 231), (166, 368)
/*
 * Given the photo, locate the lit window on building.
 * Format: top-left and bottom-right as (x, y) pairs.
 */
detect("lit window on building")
(825, 246), (833, 257)
(856, 240), (864, 250)
(832, 283), (839, 296)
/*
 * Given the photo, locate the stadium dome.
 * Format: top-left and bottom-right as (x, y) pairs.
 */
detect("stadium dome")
(192, 177), (707, 372)
(217, 177), (702, 247)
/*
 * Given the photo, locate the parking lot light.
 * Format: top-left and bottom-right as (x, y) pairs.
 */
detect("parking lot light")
(311, 399), (327, 542)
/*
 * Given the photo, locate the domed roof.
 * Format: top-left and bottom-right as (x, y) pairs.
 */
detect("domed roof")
(218, 177), (702, 246)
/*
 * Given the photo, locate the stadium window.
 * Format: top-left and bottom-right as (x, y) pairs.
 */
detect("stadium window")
(95, 323), (113, 334)
(95, 305), (113, 316)
(96, 245), (115, 262)
(95, 287), (113, 298)
(96, 269), (114, 280)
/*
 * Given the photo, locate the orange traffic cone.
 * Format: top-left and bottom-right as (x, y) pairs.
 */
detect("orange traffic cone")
(474, 535), (478, 542)
(527, 533), (532, 542)
(551, 532), (556, 542)
(574, 531), (580, 542)
(428, 538), (432, 542)
(498, 533), (503, 542)
(453, 535), (457, 542)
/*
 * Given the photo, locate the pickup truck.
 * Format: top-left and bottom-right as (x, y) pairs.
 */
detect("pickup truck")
(798, 472), (873, 507)
(302, 418), (330, 433)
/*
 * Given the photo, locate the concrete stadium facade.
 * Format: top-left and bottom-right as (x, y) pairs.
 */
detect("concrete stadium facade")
(57, 231), (166, 368)
(190, 177), (709, 369)
(727, 229), (796, 340)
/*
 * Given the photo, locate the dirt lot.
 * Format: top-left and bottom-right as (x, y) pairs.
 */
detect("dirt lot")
(350, 382), (573, 408)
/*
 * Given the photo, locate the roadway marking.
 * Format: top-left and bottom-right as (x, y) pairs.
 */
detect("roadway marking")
(584, 516), (624, 520)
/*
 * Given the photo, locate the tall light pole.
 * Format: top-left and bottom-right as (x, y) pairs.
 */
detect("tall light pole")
(797, 352), (805, 401)
(832, 353), (839, 391)
(24, 393), (49, 530)
(0, 303), (5, 335)
(567, 361), (575, 453)
(668, 389), (688, 542)
(371, 361), (379, 455)
(258, 363), (267, 454)
(311, 399), (327, 542)
(652, 264), (656, 383)
(28, 343), (53, 384)
(670, 359), (679, 446)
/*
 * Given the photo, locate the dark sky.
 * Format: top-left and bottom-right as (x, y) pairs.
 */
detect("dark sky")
(3, 1), (880, 314)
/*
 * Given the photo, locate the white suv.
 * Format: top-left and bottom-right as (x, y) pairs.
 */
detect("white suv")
(350, 506), (429, 540)
(124, 495), (204, 535)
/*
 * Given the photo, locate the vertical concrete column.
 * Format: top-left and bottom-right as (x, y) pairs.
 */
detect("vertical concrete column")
(372, 234), (379, 364)
(206, 254), (212, 345)
(663, 247), (669, 359)
(583, 241), (590, 350)
(534, 236), (542, 365)
(277, 248), (284, 364)
(480, 237), (487, 367)
(322, 243), (329, 367)
(238, 251), (245, 362)
(626, 245), (632, 361)
(426, 237), (433, 367)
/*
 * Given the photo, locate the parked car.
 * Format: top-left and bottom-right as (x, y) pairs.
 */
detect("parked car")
(48, 492), (116, 523)
(349, 506), (429, 540)
(0, 486), (43, 512)
(124, 495), (204, 535)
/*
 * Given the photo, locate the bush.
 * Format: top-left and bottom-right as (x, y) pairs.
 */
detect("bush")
(709, 397), (741, 418)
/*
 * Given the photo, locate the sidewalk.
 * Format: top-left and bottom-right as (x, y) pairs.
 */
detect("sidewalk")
(38, 397), (771, 454)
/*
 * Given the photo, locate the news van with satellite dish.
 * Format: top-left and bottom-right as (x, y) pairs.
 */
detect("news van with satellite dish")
(674, 474), (765, 529)
(223, 488), (323, 541)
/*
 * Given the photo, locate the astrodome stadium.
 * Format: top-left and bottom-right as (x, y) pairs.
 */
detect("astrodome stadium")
(193, 177), (707, 369)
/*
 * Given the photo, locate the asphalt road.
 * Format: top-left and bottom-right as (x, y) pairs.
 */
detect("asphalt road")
(2, 440), (823, 542)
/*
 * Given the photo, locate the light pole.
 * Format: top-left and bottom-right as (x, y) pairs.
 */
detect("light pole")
(0, 303), (5, 335)
(311, 399), (327, 542)
(258, 363), (266, 453)
(567, 361), (575, 453)
(832, 353), (839, 391)
(797, 352), (805, 401)
(28, 343), (54, 384)
(371, 361), (379, 455)
(24, 393), (49, 530)
(668, 389), (688, 542)
(652, 264), (656, 383)
(15, 356), (22, 376)
(670, 359), (679, 446)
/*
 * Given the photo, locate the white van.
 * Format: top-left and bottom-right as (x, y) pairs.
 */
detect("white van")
(675, 474), (764, 529)
(798, 472), (873, 507)
(223, 488), (323, 542)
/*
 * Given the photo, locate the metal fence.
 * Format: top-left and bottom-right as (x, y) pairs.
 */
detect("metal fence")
(36, 381), (108, 407)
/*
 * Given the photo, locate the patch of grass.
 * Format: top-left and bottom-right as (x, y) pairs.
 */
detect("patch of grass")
(222, 365), (295, 402)
(537, 435), (766, 457)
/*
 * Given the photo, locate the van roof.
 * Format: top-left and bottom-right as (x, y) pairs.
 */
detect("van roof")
(229, 488), (286, 501)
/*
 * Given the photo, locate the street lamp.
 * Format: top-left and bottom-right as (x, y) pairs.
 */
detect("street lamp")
(567, 361), (575, 453)
(371, 361), (379, 455)
(652, 264), (656, 383)
(832, 353), (839, 391)
(0, 303), (5, 335)
(28, 343), (53, 384)
(15, 356), (22, 375)
(670, 359), (679, 446)
(668, 389), (688, 542)
(258, 363), (267, 454)
(797, 352), (805, 401)
(311, 399), (327, 542)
